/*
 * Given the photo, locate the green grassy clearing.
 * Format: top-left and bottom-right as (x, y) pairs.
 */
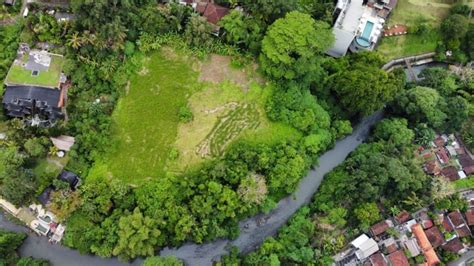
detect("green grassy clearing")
(170, 81), (298, 173)
(89, 52), (198, 185)
(454, 176), (474, 190)
(89, 49), (298, 184)
(32, 155), (69, 194)
(5, 53), (64, 88)
(377, 0), (454, 59)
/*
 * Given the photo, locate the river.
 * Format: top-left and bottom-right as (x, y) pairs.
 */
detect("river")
(0, 111), (383, 266)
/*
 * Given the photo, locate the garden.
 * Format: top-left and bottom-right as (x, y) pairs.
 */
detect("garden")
(376, 0), (472, 59)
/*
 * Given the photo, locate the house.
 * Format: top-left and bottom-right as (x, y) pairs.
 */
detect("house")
(387, 250), (410, 266)
(351, 234), (380, 260)
(50, 135), (75, 152)
(402, 238), (421, 257)
(57, 170), (80, 190)
(37, 186), (54, 206)
(327, 0), (396, 57)
(370, 220), (391, 237)
(434, 136), (446, 147)
(2, 86), (64, 127)
(442, 238), (466, 254)
(369, 252), (387, 266)
(424, 226), (444, 248)
(395, 210), (411, 224)
(411, 224), (440, 266)
(442, 216), (454, 232)
(436, 148), (450, 164)
(3, 0), (16, 6)
(465, 208), (474, 226)
(196, 2), (229, 25)
(448, 210), (466, 228)
(441, 166), (460, 181)
(424, 160), (441, 175)
(459, 154), (474, 175)
(2, 45), (66, 127)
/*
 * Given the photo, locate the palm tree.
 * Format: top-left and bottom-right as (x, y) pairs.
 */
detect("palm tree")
(67, 32), (83, 49)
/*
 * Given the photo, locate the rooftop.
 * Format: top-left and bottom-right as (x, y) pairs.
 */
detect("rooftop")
(50, 135), (75, 152)
(441, 166), (460, 181)
(196, 2), (229, 25)
(369, 252), (387, 266)
(448, 210), (465, 228)
(395, 210), (411, 224)
(370, 220), (390, 236)
(442, 238), (464, 254)
(466, 208), (474, 226)
(387, 250), (409, 266)
(4, 50), (64, 88)
(424, 226), (444, 249)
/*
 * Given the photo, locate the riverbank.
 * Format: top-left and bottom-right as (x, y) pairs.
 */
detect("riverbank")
(0, 111), (382, 265)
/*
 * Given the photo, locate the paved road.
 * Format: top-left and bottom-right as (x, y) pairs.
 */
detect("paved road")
(448, 250), (474, 266)
(0, 111), (383, 265)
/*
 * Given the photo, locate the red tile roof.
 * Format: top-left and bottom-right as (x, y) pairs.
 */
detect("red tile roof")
(412, 224), (441, 266)
(466, 208), (474, 226)
(387, 250), (410, 266)
(424, 226), (444, 248)
(448, 211), (465, 227)
(370, 252), (387, 266)
(455, 225), (472, 237)
(395, 210), (411, 224)
(443, 216), (454, 232)
(459, 154), (474, 175)
(436, 148), (449, 164)
(196, 2), (229, 25)
(442, 238), (464, 253)
(441, 166), (460, 181)
(386, 243), (398, 254)
(424, 160), (441, 175)
(434, 137), (445, 147)
(371, 220), (389, 236)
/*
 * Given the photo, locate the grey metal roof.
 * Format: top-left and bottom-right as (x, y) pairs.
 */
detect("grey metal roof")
(2, 85), (60, 107)
(326, 27), (355, 57)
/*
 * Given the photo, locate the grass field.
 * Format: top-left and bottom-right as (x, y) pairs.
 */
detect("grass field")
(88, 49), (297, 184)
(454, 176), (474, 190)
(376, 0), (460, 59)
(5, 54), (64, 88)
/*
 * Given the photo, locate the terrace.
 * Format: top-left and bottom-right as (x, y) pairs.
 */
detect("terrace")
(5, 49), (64, 88)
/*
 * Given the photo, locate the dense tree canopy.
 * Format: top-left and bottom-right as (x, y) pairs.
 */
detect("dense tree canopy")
(260, 11), (334, 87)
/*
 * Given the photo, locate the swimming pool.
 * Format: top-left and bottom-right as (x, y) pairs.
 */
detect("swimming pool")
(355, 21), (374, 47)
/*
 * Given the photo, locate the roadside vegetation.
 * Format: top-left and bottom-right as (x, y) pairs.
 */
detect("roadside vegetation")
(236, 65), (473, 264)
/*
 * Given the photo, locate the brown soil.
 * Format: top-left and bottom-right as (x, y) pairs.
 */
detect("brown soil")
(199, 55), (252, 89)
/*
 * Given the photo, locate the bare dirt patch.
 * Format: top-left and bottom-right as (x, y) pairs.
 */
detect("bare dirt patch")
(199, 55), (252, 89)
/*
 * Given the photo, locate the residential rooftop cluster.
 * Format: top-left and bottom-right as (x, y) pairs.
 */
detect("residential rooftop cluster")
(334, 194), (473, 266)
(421, 133), (474, 181)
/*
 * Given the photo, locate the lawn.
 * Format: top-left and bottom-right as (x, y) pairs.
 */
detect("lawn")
(89, 49), (297, 185)
(454, 176), (474, 190)
(5, 54), (64, 88)
(376, 0), (457, 59)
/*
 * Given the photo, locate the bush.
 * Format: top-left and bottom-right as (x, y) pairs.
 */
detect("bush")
(178, 105), (193, 123)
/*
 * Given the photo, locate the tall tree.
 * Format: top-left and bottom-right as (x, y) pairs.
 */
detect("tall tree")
(260, 11), (334, 87)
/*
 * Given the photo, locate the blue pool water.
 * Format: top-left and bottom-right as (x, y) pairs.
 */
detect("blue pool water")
(356, 21), (374, 47)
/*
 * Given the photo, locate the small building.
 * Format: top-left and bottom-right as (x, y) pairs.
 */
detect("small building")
(50, 135), (75, 152)
(370, 220), (391, 237)
(441, 166), (460, 181)
(395, 210), (411, 224)
(424, 160), (441, 175)
(3, 0), (16, 6)
(387, 250), (410, 266)
(459, 154), (474, 175)
(57, 170), (80, 190)
(351, 234), (379, 260)
(37, 186), (54, 206)
(443, 216), (455, 232)
(402, 238), (421, 257)
(455, 225), (471, 237)
(436, 148), (450, 164)
(465, 208), (474, 226)
(442, 238), (466, 254)
(369, 252), (387, 266)
(411, 224), (440, 266)
(424, 226), (444, 248)
(448, 210), (466, 228)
